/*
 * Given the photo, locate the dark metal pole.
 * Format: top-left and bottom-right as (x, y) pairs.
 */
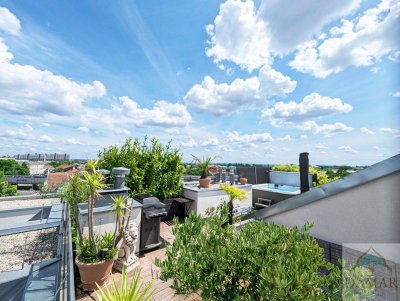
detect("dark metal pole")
(299, 152), (309, 193)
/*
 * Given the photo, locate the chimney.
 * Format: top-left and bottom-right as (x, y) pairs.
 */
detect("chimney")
(112, 167), (130, 189)
(299, 152), (309, 193)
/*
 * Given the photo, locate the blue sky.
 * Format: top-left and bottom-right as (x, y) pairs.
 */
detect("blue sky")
(0, 0), (398, 165)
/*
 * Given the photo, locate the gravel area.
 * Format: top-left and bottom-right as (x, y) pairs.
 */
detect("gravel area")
(0, 198), (61, 210)
(0, 227), (59, 272)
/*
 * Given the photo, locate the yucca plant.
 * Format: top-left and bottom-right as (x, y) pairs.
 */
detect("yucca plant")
(219, 184), (247, 225)
(96, 269), (154, 301)
(82, 159), (106, 257)
(191, 155), (218, 178)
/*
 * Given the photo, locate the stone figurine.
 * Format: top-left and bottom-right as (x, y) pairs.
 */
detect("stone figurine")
(114, 221), (139, 272)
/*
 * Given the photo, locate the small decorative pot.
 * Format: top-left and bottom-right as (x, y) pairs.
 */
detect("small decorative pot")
(199, 177), (211, 188)
(239, 177), (248, 185)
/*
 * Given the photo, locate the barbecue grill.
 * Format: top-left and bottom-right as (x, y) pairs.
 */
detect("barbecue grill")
(134, 194), (167, 252)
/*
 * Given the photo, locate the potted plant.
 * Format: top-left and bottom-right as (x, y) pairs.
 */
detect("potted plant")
(65, 160), (132, 291)
(238, 174), (247, 185)
(191, 155), (217, 188)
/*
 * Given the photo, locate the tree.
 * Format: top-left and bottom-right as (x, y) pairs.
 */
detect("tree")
(0, 159), (29, 175)
(98, 137), (185, 200)
(0, 171), (17, 196)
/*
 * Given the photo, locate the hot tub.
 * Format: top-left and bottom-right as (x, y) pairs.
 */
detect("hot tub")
(252, 183), (300, 208)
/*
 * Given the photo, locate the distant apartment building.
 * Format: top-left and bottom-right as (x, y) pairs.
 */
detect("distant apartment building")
(27, 162), (49, 175)
(14, 153), (70, 161)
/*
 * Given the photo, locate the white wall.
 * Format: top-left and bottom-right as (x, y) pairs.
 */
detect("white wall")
(266, 172), (400, 244)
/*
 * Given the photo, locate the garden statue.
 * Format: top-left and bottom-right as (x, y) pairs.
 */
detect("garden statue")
(114, 221), (139, 272)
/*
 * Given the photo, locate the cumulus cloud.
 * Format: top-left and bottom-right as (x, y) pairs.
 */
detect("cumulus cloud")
(184, 66), (296, 116)
(392, 91), (400, 97)
(205, 0), (271, 71)
(66, 137), (83, 145)
(39, 135), (54, 143)
(360, 127), (374, 135)
(0, 38), (106, 116)
(262, 92), (352, 125)
(338, 145), (358, 154)
(297, 121), (353, 136)
(226, 131), (273, 144)
(276, 135), (291, 141)
(259, 0), (361, 55)
(117, 96), (192, 128)
(77, 126), (90, 133)
(0, 128), (28, 140)
(0, 7), (21, 36)
(41, 123), (51, 127)
(290, 0), (400, 77)
(180, 138), (198, 148)
(201, 137), (220, 147)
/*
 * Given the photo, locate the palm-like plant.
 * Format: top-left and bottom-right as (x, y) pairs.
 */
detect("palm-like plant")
(219, 184), (247, 225)
(110, 195), (130, 247)
(96, 268), (154, 301)
(191, 155), (218, 179)
(83, 160), (106, 256)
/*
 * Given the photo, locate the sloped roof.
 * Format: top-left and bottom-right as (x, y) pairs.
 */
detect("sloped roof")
(250, 154), (400, 221)
(47, 170), (76, 189)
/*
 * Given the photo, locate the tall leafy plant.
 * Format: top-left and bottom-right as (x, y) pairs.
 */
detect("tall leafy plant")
(156, 204), (373, 301)
(219, 184), (247, 225)
(191, 155), (217, 179)
(98, 137), (185, 199)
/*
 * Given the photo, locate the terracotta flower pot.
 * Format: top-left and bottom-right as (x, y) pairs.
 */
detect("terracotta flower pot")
(199, 177), (211, 188)
(239, 177), (248, 185)
(75, 256), (115, 291)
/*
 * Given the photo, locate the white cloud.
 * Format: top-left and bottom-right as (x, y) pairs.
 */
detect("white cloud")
(114, 128), (131, 136)
(0, 7), (21, 36)
(117, 96), (192, 128)
(258, 65), (297, 97)
(315, 143), (328, 150)
(290, 0), (400, 77)
(66, 137), (83, 145)
(205, 0), (271, 72)
(338, 145), (358, 154)
(184, 66), (296, 116)
(41, 123), (51, 127)
(77, 126), (90, 133)
(392, 91), (400, 97)
(180, 138), (198, 148)
(201, 137), (220, 147)
(299, 134), (308, 139)
(259, 0), (361, 55)
(262, 92), (352, 124)
(380, 127), (398, 133)
(276, 135), (291, 141)
(39, 135), (54, 143)
(226, 131), (273, 145)
(24, 124), (33, 131)
(297, 121), (353, 136)
(0, 129), (28, 140)
(389, 50), (400, 61)
(0, 39), (106, 117)
(184, 75), (260, 116)
(360, 127), (374, 135)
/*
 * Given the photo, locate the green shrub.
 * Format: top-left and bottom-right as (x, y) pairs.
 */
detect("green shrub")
(156, 203), (372, 301)
(271, 164), (334, 186)
(98, 137), (185, 200)
(0, 171), (17, 197)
